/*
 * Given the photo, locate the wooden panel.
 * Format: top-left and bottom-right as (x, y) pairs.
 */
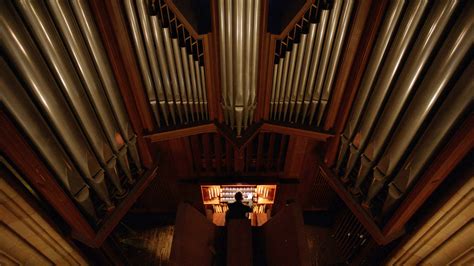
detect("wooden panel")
(146, 123), (217, 142)
(227, 220), (252, 266)
(284, 136), (308, 178)
(261, 122), (333, 141)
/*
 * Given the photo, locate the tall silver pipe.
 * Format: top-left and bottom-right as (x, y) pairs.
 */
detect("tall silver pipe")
(307, 8), (336, 125)
(71, 0), (141, 174)
(249, 0), (262, 123)
(301, 10), (330, 123)
(43, 0), (129, 192)
(188, 54), (200, 121)
(0, 58), (97, 219)
(270, 63), (279, 118)
(200, 65), (209, 119)
(336, 0), (407, 170)
(163, 27), (184, 123)
(278, 50), (291, 120)
(295, 23), (318, 121)
(243, 0), (253, 128)
(181, 47), (196, 122)
(123, 0), (162, 125)
(343, 0), (429, 185)
(383, 62), (473, 215)
(172, 37), (190, 123)
(273, 58), (284, 120)
(316, 0), (355, 126)
(218, 0), (229, 124)
(364, 6), (473, 205)
(0, 1), (113, 209)
(195, 60), (205, 119)
(225, 0), (234, 128)
(282, 43), (299, 121)
(149, 15), (177, 124)
(136, 0), (167, 126)
(234, 0), (244, 135)
(288, 33), (307, 122)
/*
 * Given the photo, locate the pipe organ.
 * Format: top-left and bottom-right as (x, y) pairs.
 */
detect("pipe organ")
(217, 0), (262, 136)
(269, 0), (354, 126)
(0, 0), (143, 223)
(335, 0), (473, 218)
(124, 0), (209, 128)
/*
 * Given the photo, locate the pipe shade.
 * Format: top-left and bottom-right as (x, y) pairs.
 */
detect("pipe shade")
(0, 58), (97, 219)
(0, 0), (113, 208)
(364, 4), (473, 205)
(383, 62), (474, 215)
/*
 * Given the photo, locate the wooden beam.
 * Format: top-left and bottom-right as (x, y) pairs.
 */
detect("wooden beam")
(0, 111), (96, 243)
(145, 123), (217, 142)
(72, 162), (159, 248)
(318, 160), (387, 245)
(272, 0), (312, 40)
(163, 0), (202, 39)
(323, 0), (387, 166)
(383, 114), (474, 239)
(261, 122), (333, 141)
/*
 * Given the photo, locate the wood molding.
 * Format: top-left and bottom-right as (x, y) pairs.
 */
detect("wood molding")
(261, 122), (333, 141)
(0, 111), (96, 243)
(323, 0), (384, 167)
(318, 160), (387, 245)
(145, 123), (217, 142)
(163, 0), (202, 40)
(72, 163), (160, 248)
(383, 114), (474, 239)
(202, 34), (219, 120)
(272, 0), (313, 40)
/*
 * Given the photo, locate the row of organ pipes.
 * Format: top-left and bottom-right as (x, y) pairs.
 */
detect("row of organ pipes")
(0, 0), (143, 223)
(270, 0), (354, 126)
(124, 0), (209, 127)
(335, 0), (473, 217)
(218, 0), (262, 135)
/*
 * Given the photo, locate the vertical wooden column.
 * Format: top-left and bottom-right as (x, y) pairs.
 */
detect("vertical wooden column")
(323, 0), (389, 167)
(0, 111), (96, 242)
(88, 0), (154, 168)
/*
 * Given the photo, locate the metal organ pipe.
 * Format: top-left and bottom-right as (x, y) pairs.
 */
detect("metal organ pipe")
(279, 50), (291, 120)
(273, 58), (284, 120)
(0, 58), (97, 219)
(218, 0), (261, 135)
(383, 62), (473, 215)
(342, 0), (429, 187)
(172, 36), (190, 123)
(283, 42), (299, 121)
(0, 1), (113, 209)
(42, 0), (129, 193)
(181, 47), (196, 122)
(364, 5), (473, 206)
(289, 32), (307, 122)
(71, 0), (142, 174)
(336, 0), (406, 170)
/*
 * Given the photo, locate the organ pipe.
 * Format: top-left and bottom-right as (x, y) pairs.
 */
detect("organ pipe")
(0, 0), (114, 209)
(0, 58), (97, 219)
(364, 5), (473, 205)
(71, 0), (142, 174)
(342, 0), (429, 187)
(336, 0), (406, 170)
(383, 62), (474, 215)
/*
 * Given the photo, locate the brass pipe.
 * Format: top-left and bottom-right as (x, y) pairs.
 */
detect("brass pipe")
(136, 0), (167, 126)
(181, 47), (196, 122)
(337, 0), (406, 170)
(217, 0), (228, 124)
(289, 33), (307, 122)
(282, 43), (299, 121)
(0, 58), (97, 219)
(234, 0), (245, 135)
(225, 0), (235, 128)
(195, 60), (205, 119)
(316, 0), (355, 126)
(383, 62), (473, 215)
(344, 0), (429, 186)
(123, 0), (162, 126)
(0, 1), (114, 209)
(249, 0), (262, 125)
(295, 23), (318, 121)
(307, 8), (334, 125)
(301, 10), (331, 123)
(72, 0), (140, 173)
(243, 0), (253, 128)
(364, 6), (473, 205)
(21, 1), (125, 195)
